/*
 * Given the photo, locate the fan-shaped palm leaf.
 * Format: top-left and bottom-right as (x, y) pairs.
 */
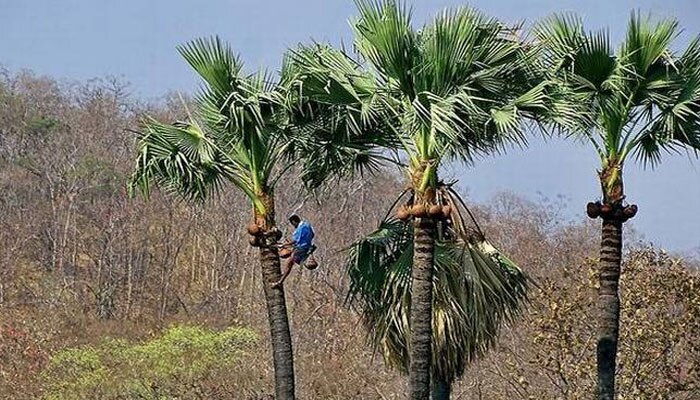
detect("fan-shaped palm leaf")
(346, 215), (528, 384)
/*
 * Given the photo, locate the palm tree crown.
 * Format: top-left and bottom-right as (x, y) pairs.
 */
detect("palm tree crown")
(289, 0), (548, 192)
(535, 12), (700, 202)
(130, 37), (384, 219)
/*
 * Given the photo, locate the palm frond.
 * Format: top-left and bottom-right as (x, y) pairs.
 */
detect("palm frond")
(128, 117), (247, 202)
(418, 6), (510, 96)
(346, 216), (528, 382)
(131, 37), (297, 215)
(178, 37), (243, 102)
(287, 3), (542, 178)
(282, 44), (403, 187)
(625, 34), (700, 166)
(287, 109), (396, 188)
(631, 76), (700, 166)
(532, 13), (586, 73)
(621, 12), (679, 79)
(353, 0), (418, 96)
(572, 29), (618, 92)
(412, 10), (539, 162)
(535, 11), (700, 169)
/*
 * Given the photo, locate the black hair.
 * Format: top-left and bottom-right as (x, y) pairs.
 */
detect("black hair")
(288, 214), (301, 224)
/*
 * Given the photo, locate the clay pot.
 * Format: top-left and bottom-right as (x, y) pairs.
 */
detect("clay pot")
(411, 204), (428, 218)
(247, 223), (261, 236)
(267, 228), (283, 242)
(305, 259), (319, 270)
(441, 205), (452, 219)
(586, 202), (600, 219)
(396, 206), (411, 221)
(428, 204), (443, 218)
(623, 204), (638, 219)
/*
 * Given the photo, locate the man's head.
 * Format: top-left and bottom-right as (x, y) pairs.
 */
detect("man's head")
(288, 214), (301, 228)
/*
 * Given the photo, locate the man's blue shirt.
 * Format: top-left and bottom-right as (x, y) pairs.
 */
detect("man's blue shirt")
(292, 220), (314, 250)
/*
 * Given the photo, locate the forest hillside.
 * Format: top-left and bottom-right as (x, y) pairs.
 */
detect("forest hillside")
(0, 71), (698, 399)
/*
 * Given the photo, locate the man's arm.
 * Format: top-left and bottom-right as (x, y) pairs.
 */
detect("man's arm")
(292, 226), (301, 244)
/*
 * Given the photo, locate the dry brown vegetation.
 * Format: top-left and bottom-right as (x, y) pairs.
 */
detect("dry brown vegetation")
(1, 71), (698, 399)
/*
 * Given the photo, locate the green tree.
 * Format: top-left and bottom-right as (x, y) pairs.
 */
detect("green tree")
(534, 13), (700, 399)
(288, 1), (545, 397)
(129, 37), (381, 400)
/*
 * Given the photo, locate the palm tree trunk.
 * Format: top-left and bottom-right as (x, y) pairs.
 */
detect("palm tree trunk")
(597, 218), (622, 400)
(431, 376), (451, 400)
(259, 244), (295, 399)
(409, 217), (436, 400)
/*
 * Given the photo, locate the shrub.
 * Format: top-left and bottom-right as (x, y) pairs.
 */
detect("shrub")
(41, 324), (257, 400)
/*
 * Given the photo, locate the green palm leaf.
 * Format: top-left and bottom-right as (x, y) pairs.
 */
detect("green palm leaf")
(538, 12), (700, 170)
(346, 216), (528, 382)
(129, 118), (237, 201)
(178, 36), (243, 100)
(353, 0), (418, 95)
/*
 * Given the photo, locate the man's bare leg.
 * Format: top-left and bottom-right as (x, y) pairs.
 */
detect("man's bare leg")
(272, 256), (295, 288)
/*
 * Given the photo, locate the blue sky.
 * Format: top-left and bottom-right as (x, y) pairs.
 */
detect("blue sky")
(1, 0), (699, 253)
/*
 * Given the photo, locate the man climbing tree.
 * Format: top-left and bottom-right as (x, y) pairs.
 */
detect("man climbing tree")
(273, 214), (317, 288)
(130, 37), (387, 399)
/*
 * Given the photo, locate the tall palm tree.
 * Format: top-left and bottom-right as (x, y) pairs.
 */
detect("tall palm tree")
(289, 1), (545, 397)
(534, 13), (700, 399)
(129, 37), (384, 400)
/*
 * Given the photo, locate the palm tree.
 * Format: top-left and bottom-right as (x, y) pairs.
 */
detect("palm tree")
(129, 37), (384, 400)
(534, 13), (700, 399)
(289, 1), (545, 397)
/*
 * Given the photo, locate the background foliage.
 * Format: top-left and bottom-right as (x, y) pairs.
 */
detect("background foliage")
(41, 325), (257, 400)
(0, 70), (698, 399)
